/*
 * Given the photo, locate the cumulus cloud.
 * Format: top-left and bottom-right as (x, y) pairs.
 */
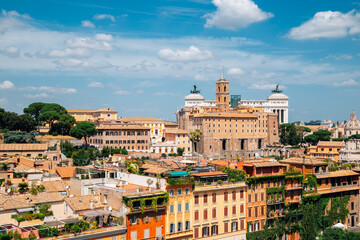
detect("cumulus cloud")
(332, 79), (359, 87)
(136, 89), (144, 94)
(0, 80), (15, 89)
(81, 20), (95, 28)
(94, 14), (115, 22)
(114, 89), (130, 95)
(204, 0), (273, 30)
(54, 59), (113, 69)
(154, 91), (179, 96)
(88, 81), (104, 88)
(194, 74), (208, 81)
(227, 67), (245, 75)
(2, 9), (31, 19)
(2, 46), (20, 58)
(158, 45), (213, 62)
(48, 48), (92, 58)
(288, 10), (360, 40)
(36, 86), (77, 94)
(24, 93), (49, 99)
(249, 83), (277, 90)
(66, 34), (113, 51)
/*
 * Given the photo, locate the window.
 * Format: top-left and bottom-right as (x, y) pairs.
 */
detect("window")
(195, 195), (199, 205)
(224, 206), (228, 217)
(170, 223), (175, 233)
(202, 227), (209, 237)
(185, 188), (189, 194)
(352, 202), (354, 210)
(255, 193), (258, 202)
(178, 189), (182, 195)
(204, 194), (208, 204)
(178, 222), (183, 232)
(261, 206), (264, 216)
(240, 219), (245, 230)
(224, 192), (228, 201)
(232, 191), (236, 201)
(204, 209), (208, 220)
(212, 208), (216, 218)
(144, 229), (150, 239)
(232, 205), (236, 215)
(131, 231), (137, 240)
(130, 215), (138, 225)
(211, 225), (218, 236)
(224, 222), (228, 233)
(170, 190), (174, 196)
(185, 202), (190, 211)
(194, 227), (199, 238)
(185, 221), (190, 230)
(178, 204), (182, 212)
(170, 205), (174, 213)
(248, 207), (252, 217)
(212, 193), (216, 203)
(240, 190), (244, 199)
(232, 222), (238, 232)
(248, 194), (251, 203)
(195, 210), (199, 221)
(240, 204), (244, 214)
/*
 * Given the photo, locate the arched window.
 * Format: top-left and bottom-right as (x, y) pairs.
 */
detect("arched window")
(224, 86), (226, 91)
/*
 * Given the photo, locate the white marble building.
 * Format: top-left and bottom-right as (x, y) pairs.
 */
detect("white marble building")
(339, 139), (360, 163)
(183, 84), (289, 124)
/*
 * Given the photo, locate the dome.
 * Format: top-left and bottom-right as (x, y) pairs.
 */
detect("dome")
(345, 112), (360, 131)
(267, 93), (289, 100)
(185, 93), (205, 101)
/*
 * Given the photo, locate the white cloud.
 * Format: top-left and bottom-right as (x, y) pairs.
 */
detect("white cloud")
(324, 54), (353, 60)
(54, 59), (113, 69)
(136, 89), (144, 94)
(94, 33), (114, 42)
(227, 67), (245, 75)
(288, 10), (360, 40)
(249, 83), (277, 90)
(48, 48), (92, 58)
(114, 90), (130, 95)
(94, 14), (115, 22)
(66, 35), (113, 51)
(194, 74), (208, 81)
(2, 46), (20, 58)
(0, 80), (15, 89)
(37, 86), (77, 94)
(24, 93), (49, 99)
(2, 10), (31, 19)
(204, 0), (273, 30)
(88, 81), (104, 88)
(158, 45), (213, 62)
(81, 20), (95, 28)
(332, 79), (359, 87)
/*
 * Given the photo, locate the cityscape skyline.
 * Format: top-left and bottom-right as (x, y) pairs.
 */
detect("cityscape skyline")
(1, 0), (360, 122)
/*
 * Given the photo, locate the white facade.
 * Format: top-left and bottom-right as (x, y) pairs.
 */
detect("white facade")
(241, 93), (289, 124)
(184, 93), (216, 108)
(339, 139), (360, 163)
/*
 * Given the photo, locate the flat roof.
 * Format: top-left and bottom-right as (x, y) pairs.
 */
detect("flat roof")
(279, 158), (328, 166)
(169, 171), (189, 177)
(317, 170), (359, 179)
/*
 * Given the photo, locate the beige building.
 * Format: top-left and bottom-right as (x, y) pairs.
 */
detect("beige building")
(68, 108), (118, 123)
(88, 124), (151, 152)
(0, 143), (49, 158)
(193, 182), (247, 240)
(177, 76), (279, 159)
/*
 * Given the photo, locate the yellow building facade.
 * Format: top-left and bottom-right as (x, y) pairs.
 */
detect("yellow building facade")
(166, 182), (193, 240)
(193, 182), (247, 240)
(306, 141), (345, 162)
(68, 108), (118, 122)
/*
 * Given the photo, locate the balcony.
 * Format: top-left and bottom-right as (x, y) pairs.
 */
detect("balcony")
(286, 196), (301, 203)
(285, 184), (303, 191)
(267, 210), (285, 219)
(165, 230), (193, 240)
(267, 199), (284, 205)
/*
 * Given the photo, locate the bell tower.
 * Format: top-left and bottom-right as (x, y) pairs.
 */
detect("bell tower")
(216, 73), (229, 112)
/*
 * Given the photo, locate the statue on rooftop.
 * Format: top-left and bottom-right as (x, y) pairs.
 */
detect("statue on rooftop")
(190, 84), (201, 94)
(272, 84), (283, 93)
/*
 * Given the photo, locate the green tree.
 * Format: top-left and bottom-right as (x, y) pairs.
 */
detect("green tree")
(304, 130), (332, 145)
(60, 141), (75, 158)
(72, 149), (91, 166)
(177, 147), (184, 156)
(39, 103), (67, 129)
(301, 203), (318, 240)
(69, 122), (97, 148)
(280, 123), (301, 145)
(24, 102), (45, 126)
(4, 131), (38, 143)
(18, 182), (29, 194)
(101, 146), (111, 157)
(189, 129), (202, 153)
(121, 148), (128, 155)
(50, 114), (76, 135)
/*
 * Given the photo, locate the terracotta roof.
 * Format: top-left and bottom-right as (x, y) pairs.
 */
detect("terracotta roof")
(279, 158), (328, 166)
(94, 108), (117, 113)
(36, 135), (77, 140)
(43, 181), (67, 193)
(165, 129), (189, 134)
(67, 110), (95, 113)
(65, 195), (103, 212)
(192, 171), (227, 177)
(209, 160), (237, 169)
(143, 167), (168, 175)
(120, 117), (165, 122)
(14, 164), (34, 172)
(0, 144), (48, 151)
(317, 141), (345, 147)
(317, 170), (359, 179)
(30, 192), (64, 204)
(164, 122), (178, 126)
(56, 167), (76, 178)
(0, 192), (63, 210)
(19, 219), (43, 227)
(243, 161), (284, 167)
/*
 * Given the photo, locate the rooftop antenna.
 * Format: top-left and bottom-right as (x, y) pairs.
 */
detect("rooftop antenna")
(221, 67), (224, 79)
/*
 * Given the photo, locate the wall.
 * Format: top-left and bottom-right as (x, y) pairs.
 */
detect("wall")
(116, 172), (166, 190)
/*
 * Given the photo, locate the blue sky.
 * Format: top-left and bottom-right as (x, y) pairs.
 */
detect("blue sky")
(0, 0), (360, 122)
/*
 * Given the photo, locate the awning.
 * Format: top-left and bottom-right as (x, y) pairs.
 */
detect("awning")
(61, 218), (82, 224)
(180, 160), (197, 164)
(169, 171), (189, 177)
(45, 221), (64, 227)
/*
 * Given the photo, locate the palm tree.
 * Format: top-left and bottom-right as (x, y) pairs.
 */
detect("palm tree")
(189, 129), (202, 164)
